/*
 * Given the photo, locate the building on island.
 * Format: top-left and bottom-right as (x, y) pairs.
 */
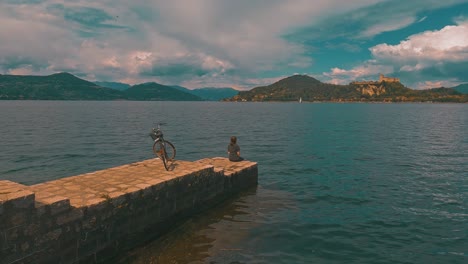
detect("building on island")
(351, 74), (400, 85)
(379, 74), (399, 83)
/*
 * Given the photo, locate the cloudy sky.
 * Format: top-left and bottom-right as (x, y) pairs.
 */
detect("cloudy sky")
(1, 0), (467, 89)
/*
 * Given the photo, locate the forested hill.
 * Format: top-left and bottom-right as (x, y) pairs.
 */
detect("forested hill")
(125, 83), (202, 101)
(0, 72), (123, 100)
(234, 75), (357, 101)
(1, 72), (465, 102)
(94, 81), (131, 91)
(225, 75), (467, 103)
(187, 87), (239, 101)
(451, 83), (468, 94)
(0, 73), (201, 101)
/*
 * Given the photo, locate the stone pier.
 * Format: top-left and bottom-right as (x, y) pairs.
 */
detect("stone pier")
(0, 157), (258, 264)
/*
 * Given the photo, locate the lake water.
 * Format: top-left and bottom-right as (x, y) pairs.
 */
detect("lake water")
(0, 101), (467, 263)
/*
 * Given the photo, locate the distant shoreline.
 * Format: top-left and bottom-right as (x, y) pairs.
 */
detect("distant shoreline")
(1, 99), (467, 104)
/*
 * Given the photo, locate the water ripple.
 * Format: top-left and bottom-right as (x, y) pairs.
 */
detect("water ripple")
(1, 101), (467, 264)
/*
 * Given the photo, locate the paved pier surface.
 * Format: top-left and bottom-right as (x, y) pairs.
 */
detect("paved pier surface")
(1, 157), (256, 211)
(0, 157), (258, 264)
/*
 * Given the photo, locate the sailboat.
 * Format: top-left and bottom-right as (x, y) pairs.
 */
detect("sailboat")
(299, 97), (302, 103)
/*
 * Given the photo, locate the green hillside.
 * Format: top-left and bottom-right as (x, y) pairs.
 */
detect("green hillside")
(172, 86), (239, 101)
(232, 75), (360, 101)
(0, 73), (203, 101)
(451, 83), (468, 94)
(125, 82), (202, 101)
(94, 81), (131, 91)
(225, 75), (467, 103)
(190, 87), (238, 101)
(1, 72), (466, 102)
(0, 72), (123, 100)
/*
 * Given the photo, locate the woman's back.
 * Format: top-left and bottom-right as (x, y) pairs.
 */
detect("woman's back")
(228, 143), (240, 161)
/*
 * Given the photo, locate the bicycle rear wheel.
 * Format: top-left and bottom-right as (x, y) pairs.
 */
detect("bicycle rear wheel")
(153, 140), (169, 170)
(163, 141), (176, 161)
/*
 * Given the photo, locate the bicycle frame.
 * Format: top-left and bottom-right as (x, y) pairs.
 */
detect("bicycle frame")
(150, 123), (176, 170)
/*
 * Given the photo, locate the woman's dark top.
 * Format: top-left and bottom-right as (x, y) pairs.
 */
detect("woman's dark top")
(228, 143), (242, 161)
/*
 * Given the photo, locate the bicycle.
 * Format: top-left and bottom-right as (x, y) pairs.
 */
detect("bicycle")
(150, 123), (176, 171)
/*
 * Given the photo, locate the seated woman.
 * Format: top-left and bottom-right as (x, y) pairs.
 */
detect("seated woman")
(227, 136), (244, 162)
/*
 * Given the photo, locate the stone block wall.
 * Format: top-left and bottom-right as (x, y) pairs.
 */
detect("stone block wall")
(0, 158), (258, 264)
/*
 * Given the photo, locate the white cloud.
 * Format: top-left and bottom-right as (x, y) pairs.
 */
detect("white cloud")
(323, 62), (393, 84)
(360, 16), (415, 38)
(1, 0), (467, 89)
(370, 20), (468, 65)
(324, 18), (468, 87)
(399, 64), (424, 72)
(180, 75), (288, 91)
(417, 16), (427, 23)
(7, 66), (37, 75)
(0, 5), (74, 65)
(0, 0), (386, 88)
(413, 80), (459, 89)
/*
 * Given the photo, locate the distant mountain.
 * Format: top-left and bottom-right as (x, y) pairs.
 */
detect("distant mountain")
(125, 82), (202, 101)
(94, 81), (130, 91)
(170, 85), (193, 96)
(0, 73), (203, 101)
(451, 83), (468, 94)
(0, 72), (123, 100)
(225, 74), (468, 103)
(2, 72), (466, 102)
(419, 87), (462, 96)
(190, 87), (239, 101)
(229, 74), (359, 101)
(171, 85), (239, 101)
